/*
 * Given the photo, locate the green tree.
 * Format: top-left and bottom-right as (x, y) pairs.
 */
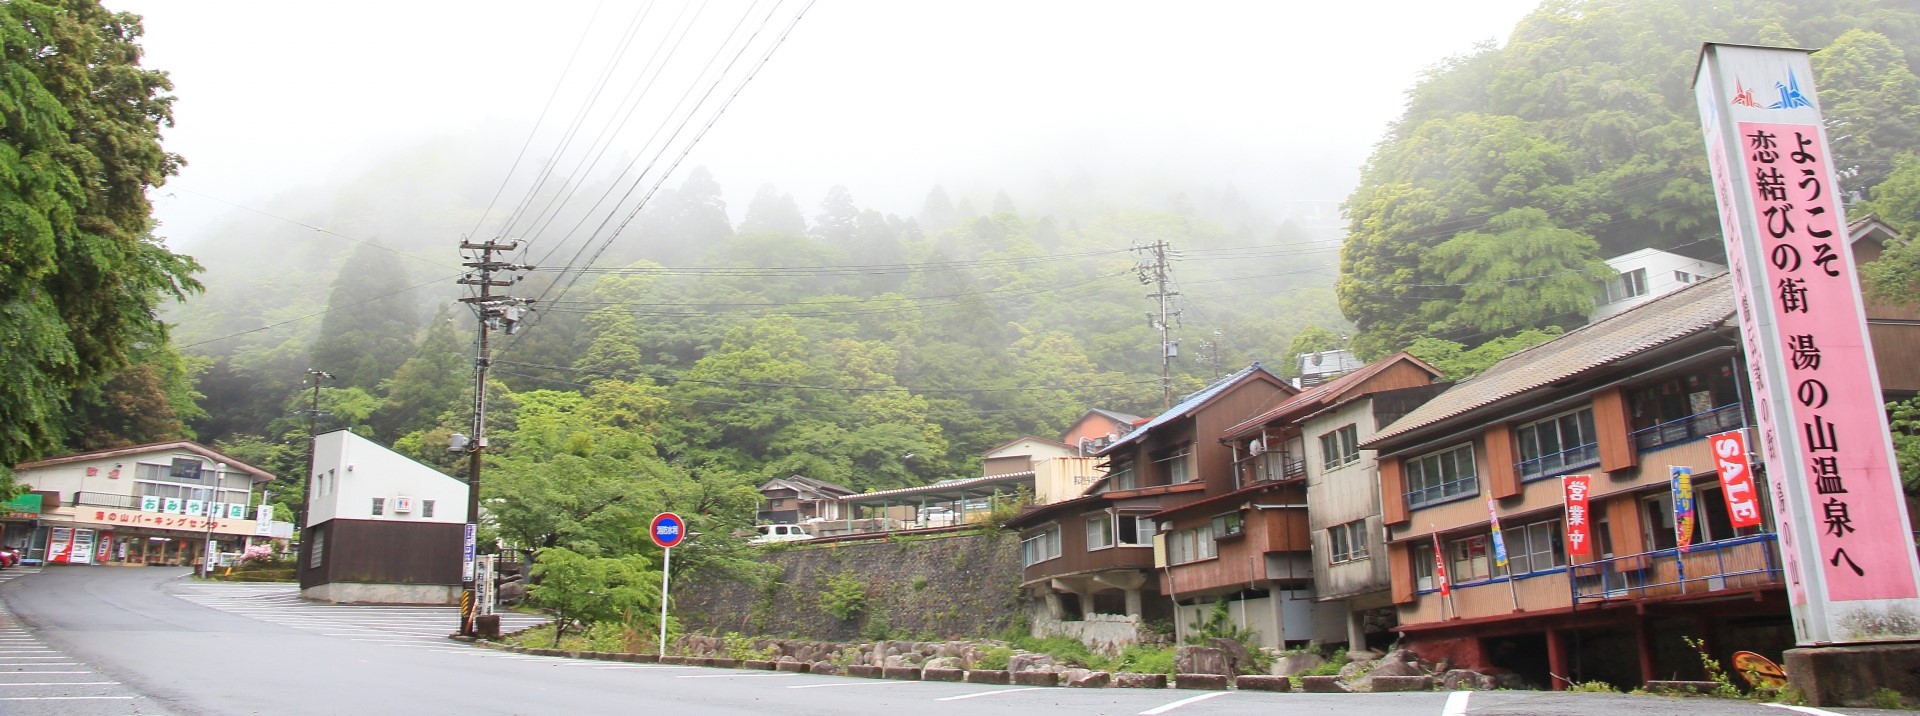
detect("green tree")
(1857, 154), (1920, 305)
(739, 183), (806, 236)
(812, 185), (859, 245)
(1813, 30), (1920, 183)
(1284, 326), (1345, 361)
(373, 306), (468, 440)
(309, 242), (421, 391)
(1404, 328), (1561, 381)
(0, 1), (201, 470)
(1419, 207), (1606, 333)
(527, 547), (661, 647)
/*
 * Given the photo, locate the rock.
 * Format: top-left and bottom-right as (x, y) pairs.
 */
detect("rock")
(1060, 668), (1093, 684)
(1437, 669), (1496, 691)
(1368, 658), (1426, 678)
(1272, 652), (1326, 676)
(923, 656), (959, 671)
(1067, 671), (1112, 688)
(1208, 638), (1254, 674)
(1300, 675), (1351, 693)
(1234, 675), (1292, 692)
(1174, 646), (1233, 676)
(1380, 649), (1418, 666)
(1337, 660), (1373, 681)
(923, 668), (964, 682)
(1367, 675), (1433, 692)
(807, 661), (837, 675)
(1175, 673), (1231, 690)
(1347, 649), (1382, 662)
(1491, 671), (1529, 690)
(883, 654), (909, 668)
(1113, 672), (1169, 688)
(1008, 653), (1055, 673)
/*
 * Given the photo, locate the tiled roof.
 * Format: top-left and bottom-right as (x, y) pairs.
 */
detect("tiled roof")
(1367, 273), (1735, 449)
(1099, 364), (1287, 455)
(1221, 352), (1439, 440)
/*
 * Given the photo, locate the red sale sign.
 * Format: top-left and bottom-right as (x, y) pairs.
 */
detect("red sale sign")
(1711, 430), (1763, 529)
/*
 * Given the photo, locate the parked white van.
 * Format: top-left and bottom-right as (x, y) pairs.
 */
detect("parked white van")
(750, 524), (813, 544)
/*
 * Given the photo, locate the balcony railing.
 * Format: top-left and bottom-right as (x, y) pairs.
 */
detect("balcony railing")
(1631, 403), (1745, 453)
(1517, 442), (1599, 481)
(72, 492), (141, 510)
(1569, 533), (1782, 604)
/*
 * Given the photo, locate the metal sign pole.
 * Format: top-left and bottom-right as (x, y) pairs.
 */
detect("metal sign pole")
(657, 546), (671, 657)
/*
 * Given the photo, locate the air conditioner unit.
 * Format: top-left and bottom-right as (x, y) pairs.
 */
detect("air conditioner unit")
(393, 497), (415, 513)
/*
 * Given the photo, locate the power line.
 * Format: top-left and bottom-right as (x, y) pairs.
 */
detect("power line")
(171, 189), (460, 270)
(177, 274), (460, 350)
(496, 359), (1157, 394)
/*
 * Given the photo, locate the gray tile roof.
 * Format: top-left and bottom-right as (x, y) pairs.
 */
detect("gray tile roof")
(1366, 273), (1735, 448)
(1099, 363), (1285, 455)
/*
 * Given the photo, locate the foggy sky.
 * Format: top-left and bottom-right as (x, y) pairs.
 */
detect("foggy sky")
(112, 0), (1540, 250)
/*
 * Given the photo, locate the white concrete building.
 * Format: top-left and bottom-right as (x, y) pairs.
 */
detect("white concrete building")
(301, 430), (470, 604)
(1590, 248), (1727, 322)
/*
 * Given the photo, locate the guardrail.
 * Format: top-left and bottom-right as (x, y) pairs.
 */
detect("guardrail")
(1570, 533), (1781, 604)
(1631, 403), (1745, 452)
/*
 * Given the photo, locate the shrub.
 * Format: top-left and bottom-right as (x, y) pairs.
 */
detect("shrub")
(1681, 636), (1741, 698)
(1568, 680), (1619, 693)
(1305, 648), (1346, 677)
(975, 646), (1014, 671)
(819, 571), (868, 621)
(1110, 645), (1176, 675)
(1870, 687), (1905, 710)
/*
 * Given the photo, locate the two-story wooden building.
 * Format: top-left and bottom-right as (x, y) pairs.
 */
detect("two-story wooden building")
(1005, 365), (1292, 642)
(1366, 274), (1789, 689)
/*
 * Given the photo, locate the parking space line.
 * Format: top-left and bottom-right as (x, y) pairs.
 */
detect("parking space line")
(936, 687), (1045, 701)
(677, 672), (801, 679)
(788, 681), (924, 689)
(1764, 704), (1849, 716)
(1140, 691), (1229, 715)
(0, 696), (136, 701)
(0, 681), (118, 687)
(1443, 690), (1470, 716)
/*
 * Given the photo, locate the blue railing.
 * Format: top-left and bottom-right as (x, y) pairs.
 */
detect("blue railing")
(1631, 403), (1745, 452)
(1406, 476), (1479, 509)
(1569, 533), (1781, 604)
(1517, 442), (1600, 481)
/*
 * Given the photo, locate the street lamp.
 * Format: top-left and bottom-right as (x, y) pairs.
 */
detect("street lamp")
(201, 462), (226, 578)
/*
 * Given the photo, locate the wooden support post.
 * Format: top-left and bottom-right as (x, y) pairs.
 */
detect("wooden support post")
(1546, 627), (1569, 690)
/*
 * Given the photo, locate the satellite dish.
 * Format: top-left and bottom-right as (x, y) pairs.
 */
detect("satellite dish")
(1248, 439), (1266, 456)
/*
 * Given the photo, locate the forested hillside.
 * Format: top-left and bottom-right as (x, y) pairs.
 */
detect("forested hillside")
(1339, 0), (1920, 357)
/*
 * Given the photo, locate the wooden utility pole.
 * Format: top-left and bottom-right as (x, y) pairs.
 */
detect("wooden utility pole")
(455, 238), (530, 637)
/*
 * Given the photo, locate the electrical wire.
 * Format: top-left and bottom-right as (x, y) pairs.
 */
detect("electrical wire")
(496, 359), (1158, 394)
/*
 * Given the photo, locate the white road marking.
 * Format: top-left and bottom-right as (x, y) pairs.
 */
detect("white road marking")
(788, 681), (922, 689)
(936, 687), (1046, 701)
(1764, 704), (1850, 716)
(0, 696), (136, 701)
(1443, 690), (1470, 716)
(677, 672), (800, 679)
(0, 671), (92, 675)
(0, 662), (78, 666)
(0, 681), (118, 687)
(1140, 691), (1230, 715)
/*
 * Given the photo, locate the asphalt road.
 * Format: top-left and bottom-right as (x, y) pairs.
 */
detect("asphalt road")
(0, 567), (1901, 716)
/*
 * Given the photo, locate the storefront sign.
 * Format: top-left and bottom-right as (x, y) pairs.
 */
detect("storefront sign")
(74, 507), (257, 536)
(1563, 474), (1592, 557)
(1672, 466), (1696, 553)
(1697, 43), (1920, 643)
(185, 499), (205, 517)
(163, 498), (183, 515)
(1711, 430), (1763, 528)
(228, 503), (247, 520)
(140, 495), (161, 512)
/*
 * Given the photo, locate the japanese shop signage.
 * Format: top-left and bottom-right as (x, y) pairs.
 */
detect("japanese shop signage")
(1711, 430), (1764, 528)
(1696, 43), (1920, 644)
(1562, 474), (1591, 557)
(1672, 467), (1696, 554)
(70, 506), (258, 536)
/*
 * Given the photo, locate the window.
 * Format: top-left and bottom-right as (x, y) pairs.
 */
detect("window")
(371, 498), (385, 516)
(422, 500), (436, 518)
(1155, 446), (1194, 484)
(1086, 515), (1114, 550)
(309, 526), (326, 569)
(1674, 270), (1694, 284)
(1107, 464), (1137, 491)
(1319, 424), (1360, 471)
(1516, 408), (1599, 480)
(1506, 519), (1566, 576)
(1212, 512), (1244, 539)
(1329, 520), (1369, 564)
(1412, 540), (1436, 591)
(1606, 268), (1648, 303)
(1404, 444), (1478, 508)
(1168, 524), (1217, 564)
(1116, 515), (1152, 546)
(1022, 526), (1061, 566)
(168, 457), (204, 481)
(1448, 534), (1493, 583)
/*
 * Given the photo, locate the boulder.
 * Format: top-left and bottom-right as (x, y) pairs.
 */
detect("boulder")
(1175, 646), (1233, 676)
(1008, 653), (1055, 673)
(924, 656), (960, 671)
(1437, 669), (1496, 691)
(1066, 671), (1112, 688)
(1272, 652), (1326, 676)
(807, 661), (838, 675)
(1113, 672), (1169, 688)
(1347, 649), (1382, 662)
(1234, 675), (1292, 692)
(1368, 658), (1426, 678)
(1337, 660), (1373, 681)
(1060, 668), (1093, 684)
(883, 654), (910, 668)
(1208, 638), (1254, 674)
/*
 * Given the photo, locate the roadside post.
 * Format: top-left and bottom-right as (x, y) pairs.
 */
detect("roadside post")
(649, 512), (685, 657)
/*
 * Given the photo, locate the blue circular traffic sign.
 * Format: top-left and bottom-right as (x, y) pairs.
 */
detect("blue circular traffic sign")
(650, 512), (685, 549)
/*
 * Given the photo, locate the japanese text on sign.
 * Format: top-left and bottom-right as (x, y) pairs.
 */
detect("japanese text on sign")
(1562, 474), (1592, 557)
(1710, 430), (1764, 529)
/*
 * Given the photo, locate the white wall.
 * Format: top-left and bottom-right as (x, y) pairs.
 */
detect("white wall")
(984, 438), (1077, 462)
(308, 431), (468, 528)
(1302, 399), (1392, 601)
(17, 449), (259, 507)
(1592, 249), (1727, 321)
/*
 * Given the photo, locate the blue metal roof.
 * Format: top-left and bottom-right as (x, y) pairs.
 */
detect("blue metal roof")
(1097, 363), (1283, 456)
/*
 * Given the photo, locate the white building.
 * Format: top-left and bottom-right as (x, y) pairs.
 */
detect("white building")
(7, 441), (279, 567)
(1590, 248), (1727, 322)
(301, 430), (470, 604)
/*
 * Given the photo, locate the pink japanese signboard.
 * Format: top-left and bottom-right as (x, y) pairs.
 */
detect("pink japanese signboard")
(1562, 474), (1591, 557)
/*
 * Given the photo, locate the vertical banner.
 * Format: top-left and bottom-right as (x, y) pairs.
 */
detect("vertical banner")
(1711, 430), (1764, 528)
(1486, 497), (1509, 570)
(1697, 43), (1920, 644)
(1563, 474), (1592, 557)
(1672, 466), (1697, 553)
(1432, 531), (1450, 597)
(461, 523), (477, 584)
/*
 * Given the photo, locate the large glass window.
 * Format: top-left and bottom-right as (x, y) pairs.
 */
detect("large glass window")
(1516, 408), (1599, 480)
(1169, 524), (1217, 564)
(1448, 534), (1493, 583)
(1022, 526), (1061, 566)
(1086, 515), (1113, 550)
(1506, 519), (1567, 575)
(1605, 268), (1648, 303)
(1320, 424), (1360, 471)
(1404, 444), (1478, 508)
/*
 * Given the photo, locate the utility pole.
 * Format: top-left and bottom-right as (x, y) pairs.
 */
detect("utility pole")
(1134, 241), (1180, 409)
(454, 237), (531, 637)
(298, 369), (333, 535)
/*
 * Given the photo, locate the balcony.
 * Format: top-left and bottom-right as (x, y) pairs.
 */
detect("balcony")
(1517, 442), (1599, 482)
(1569, 533), (1782, 604)
(72, 492), (141, 510)
(1631, 403), (1745, 453)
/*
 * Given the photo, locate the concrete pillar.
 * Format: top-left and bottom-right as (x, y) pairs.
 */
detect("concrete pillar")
(1346, 608), (1366, 651)
(1266, 583), (1288, 649)
(1044, 591), (1066, 621)
(1124, 588), (1143, 618)
(1075, 590), (1096, 619)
